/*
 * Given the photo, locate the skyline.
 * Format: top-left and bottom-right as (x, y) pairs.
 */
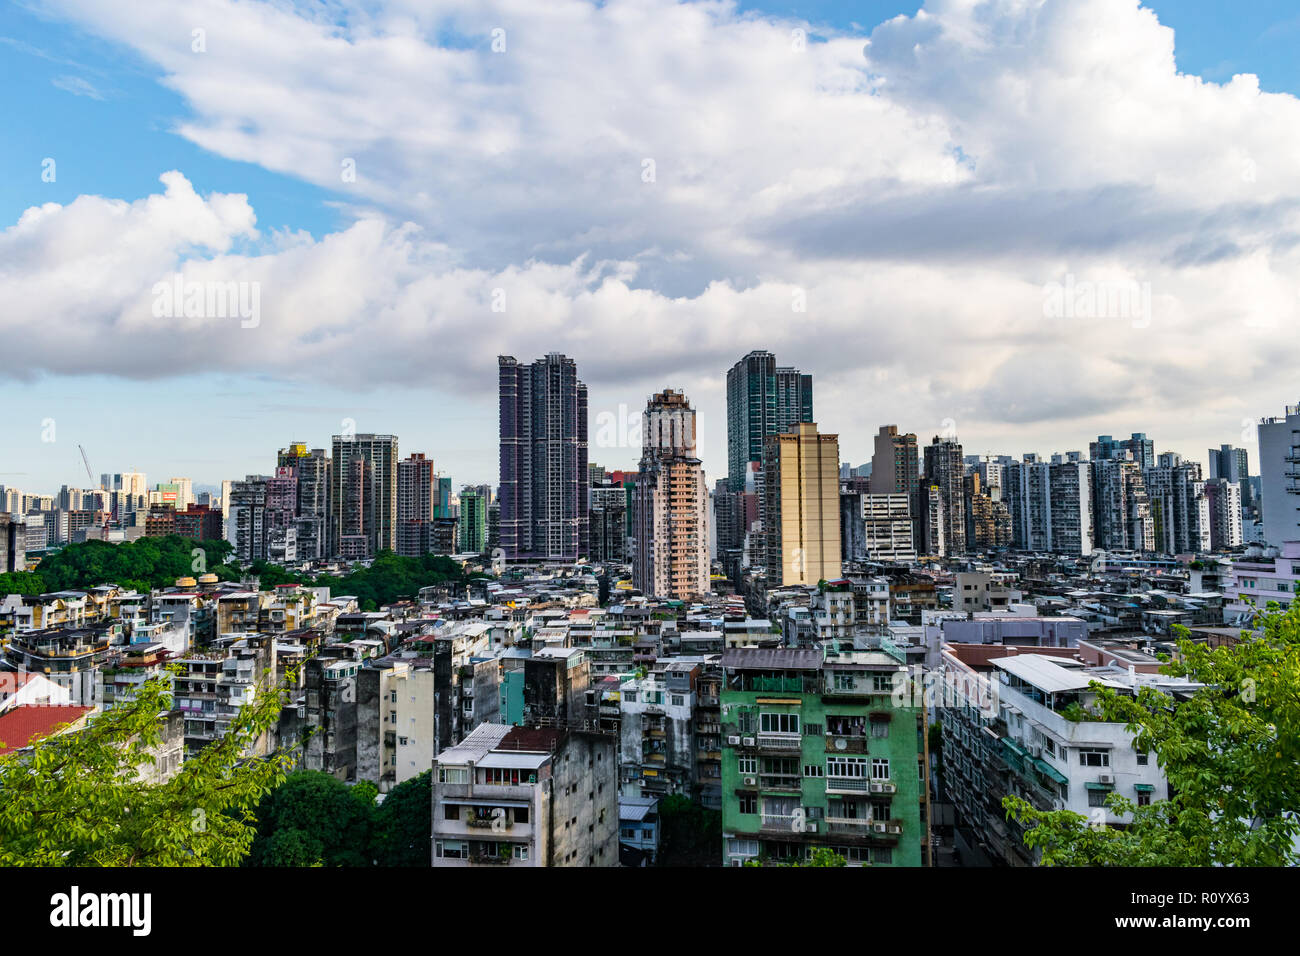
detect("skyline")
(4, 0), (1300, 496)
(2, 348), (1283, 496)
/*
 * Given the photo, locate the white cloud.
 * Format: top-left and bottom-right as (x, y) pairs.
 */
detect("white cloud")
(10, 0), (1300, 468)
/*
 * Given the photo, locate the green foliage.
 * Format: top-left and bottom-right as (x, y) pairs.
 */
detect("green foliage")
(369, 771), (431, 866)
(742, 847), (847, 867)
(1004, 606), (1300, 866)
(0, 571), (46, 595)
(1058, 701), (1099, 722)
(656, 794), (722, 866)
(247, 771), (377, 867)
(13, 536), (235, 595)
(9, 540), (468, 612)
(0, 666), (296, 866)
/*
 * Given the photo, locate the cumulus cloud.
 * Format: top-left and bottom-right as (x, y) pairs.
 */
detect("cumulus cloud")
(10, 0), (1300, 465)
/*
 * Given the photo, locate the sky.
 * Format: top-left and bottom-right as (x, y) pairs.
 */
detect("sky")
(2, 0), (1300, 496)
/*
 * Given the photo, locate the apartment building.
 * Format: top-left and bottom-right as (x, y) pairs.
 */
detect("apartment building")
(432, 723), (618, 866)
(720, 646), (923, 867)
(763, 422), (841, 587)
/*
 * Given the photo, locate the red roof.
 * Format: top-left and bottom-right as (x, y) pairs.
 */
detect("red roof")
(0, 705), (92, 756)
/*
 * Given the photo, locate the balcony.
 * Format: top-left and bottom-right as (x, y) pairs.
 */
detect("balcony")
(825, 817), (875, 835)
(824, 735), (869, 754)
(758, 773), (801, 792)
(760, 813), (798, 833)
(756, 733), (802, 753)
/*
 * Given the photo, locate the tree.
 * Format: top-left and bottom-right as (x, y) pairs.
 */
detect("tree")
(656, 794), (722, 866)
(370, 771), (432, 866)
(1004, 603), (1300, 866)
(247, 771), (376, 867)
(0, 668), (296, 866)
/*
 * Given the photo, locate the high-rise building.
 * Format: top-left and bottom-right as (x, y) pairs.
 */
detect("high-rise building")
(1209, 443), (1255, 520)
(1144, 460), (1209, 554)
(1092, 458), (1154, 552)
(498, 354), (589, 561)
(458, 486), (489, 553)
(725, 350), (813, 491)
(0, 514), (25, 573)
(590, 477), (630, 564)
(1205, 478), (1244, 551)
(869, 426), (919, 497)
(923, 436), (966, 555)
(763, 422), (841, 586)
(397, 453), (439, 557)
(278, 443), (330, 561)
(1002, 457), (1094, 555)
(842, 492), (916, 563)
(1090, 433), (1155, 469)
(633, 389), (710, 600)
(226, 476), (270, 562)
(329, 433), (398, 558)
(964, 472), (1012, 550)
(1258, 403), (1300, 547)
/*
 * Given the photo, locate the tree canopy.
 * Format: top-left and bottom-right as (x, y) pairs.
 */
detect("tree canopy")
(0, 667), (295, 866)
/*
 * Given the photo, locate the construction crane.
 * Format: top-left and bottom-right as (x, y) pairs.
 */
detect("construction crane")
(78, 444), (95, 486)
(78, 444), (111, 539)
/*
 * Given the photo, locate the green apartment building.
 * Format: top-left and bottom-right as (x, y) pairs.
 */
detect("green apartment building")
(720, 645), (925, 866)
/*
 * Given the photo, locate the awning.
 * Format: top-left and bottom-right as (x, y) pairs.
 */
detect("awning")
(1002, 739), (1028, 759)
(1033, 758), (1068, 785)
(1084, 781), (1114, 791)
(1133, 783), (1155, 793)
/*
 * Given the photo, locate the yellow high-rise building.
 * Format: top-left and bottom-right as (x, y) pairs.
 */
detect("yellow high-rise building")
(763, 422), (841, 586)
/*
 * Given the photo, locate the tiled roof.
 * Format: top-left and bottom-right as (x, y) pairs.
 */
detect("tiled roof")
(0, 705), (93, 755)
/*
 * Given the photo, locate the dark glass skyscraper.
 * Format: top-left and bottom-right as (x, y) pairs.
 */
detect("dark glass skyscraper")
(725, 350), (813, 491)
(499, 354), (589, 560)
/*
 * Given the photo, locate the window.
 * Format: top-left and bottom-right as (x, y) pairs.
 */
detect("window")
(390, 690), (397, 702)
(1041, 738), (1055, 757)
(760, 712), (800, 735)
(389, 711), (397, 725)
(826, 756), (867, 778)
(803, 764), (824, 777)
(1136, 792), (1151, 807)
(870, 717), (889, 738)
(672, 695), (684, 706)
(1136, 751), (1148, 766)
(738, 794), (757, 814)
(437, 840), (466, 859)
(804, 723), (823, 737)
(738, 756), (757, 775)
(871, 800), (891, 820)
(872, 674), (894, 693)
(398, 736), (408, 746)
(871, 759), (890, 780)
(729, 838), (759, 857)
(625, 691), (637, 703)
(444, 805), (460, 820)
(871, 846), (892, 864)
(833, 672), (854, 690)
(1087, 788), (1109, 808)
(513, 845), (529, 861)
(439, 766), (468, 784)
(514, 807), (530, 823)
(1078, 749), (1110, 768)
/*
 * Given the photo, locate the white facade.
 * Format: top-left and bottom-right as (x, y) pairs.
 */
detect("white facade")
(1258, 403), (1300, 547)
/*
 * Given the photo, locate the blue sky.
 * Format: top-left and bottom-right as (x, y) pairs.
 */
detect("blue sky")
(2, 0), (1299, 495)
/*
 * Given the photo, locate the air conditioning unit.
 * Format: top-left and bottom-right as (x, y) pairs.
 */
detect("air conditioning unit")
(873, 822), (888, 833)
(804, 822), (818, 833)
(727, 735), (741, 746)
(1098, 774), (1113, 785)
(743, 776), (757, 786)
(742, 737), (755, 747)
(1029, 744), (1043, 758)
(870, 782), (884, 793)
